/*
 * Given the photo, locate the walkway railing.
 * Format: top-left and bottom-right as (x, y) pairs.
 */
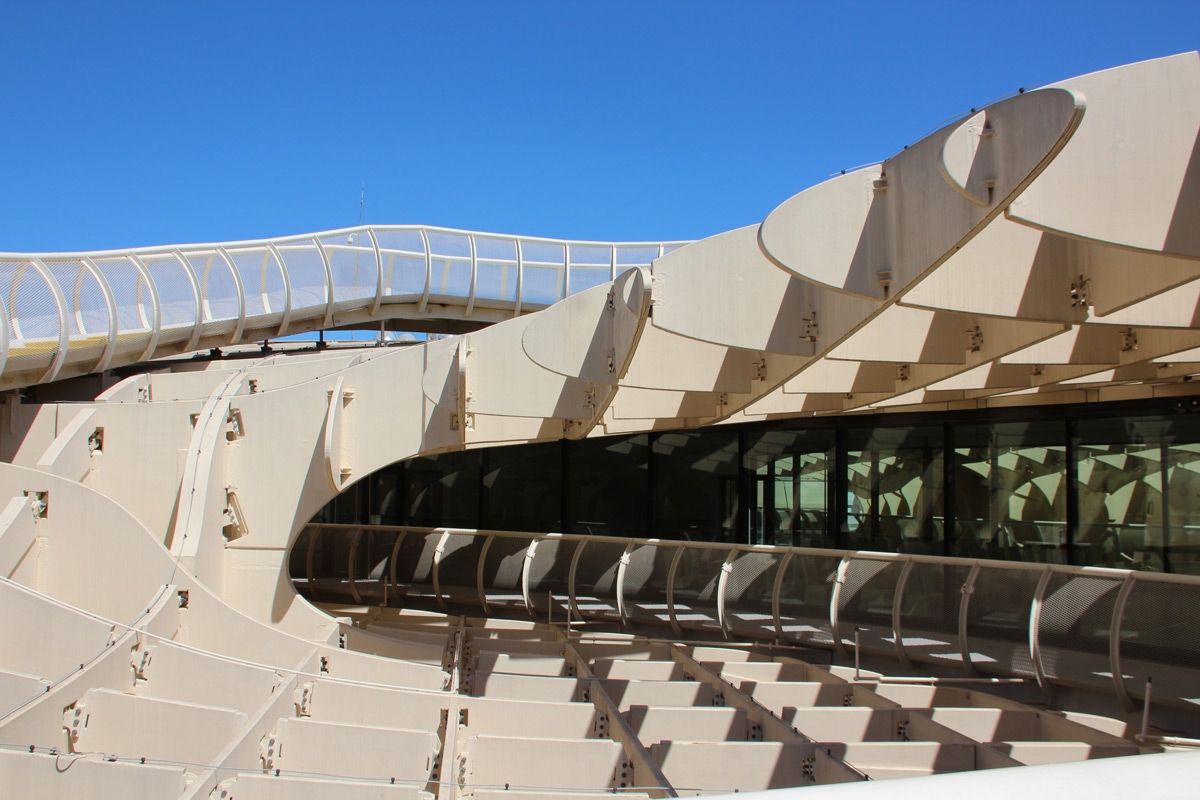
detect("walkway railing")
(0, 227), (689, 385)
(295, 523), (1200, 714)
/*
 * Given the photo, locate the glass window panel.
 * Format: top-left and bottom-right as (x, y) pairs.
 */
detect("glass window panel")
(652, 430), (739, 543)
(845, 426), (944, 554)
(567, 434), (648, 537)
(404, 450), (481, 529)
(954, 420), (1066, 563)
(482, 441), (562, 533)
(743, 428), (834, 548)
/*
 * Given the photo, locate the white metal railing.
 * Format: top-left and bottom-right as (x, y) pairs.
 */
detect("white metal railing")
(0, 227), (690, 385)
(297, 523), (1200, 714)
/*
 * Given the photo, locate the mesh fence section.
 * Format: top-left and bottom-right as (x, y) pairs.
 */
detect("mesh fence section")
(777, 553), (840, 647)
(671, 547), (728, 633)
(520, 241), (565, 266)
(724, 551), (780, 639)
(382, 254), (426, 299)
(436, 533), (485, 610)
(320, 238), (378, 304)
(615, 246), (660, 266)
(4, 262), (59, 375)
(44, 261), (84, 337)
(373, 229), (425, 254)
(967, 566), (1040, 676)
(73, 264), (110, 338)
(430, 257), (472, 300)
(623, 543), (674, 627)
(474, 260), (516, 303)
(526, 537), (581, 615)
(142, 256), (197, 332)
(427, 231), (472, 259)
(1038, 572), (1121, 690)
(572, 539), (627, 621)
(520, 264), (563, 306)
(899, 561), (971, 667)
(568, 244), (611, 266)
(481, 536), (532, 612)
(187, 253), (239, 335)
(276, 244), (328, 317)
(838, 557), (900, 653)
(228, 249), (269, 318)
(392, 532), (442, 605)
(1118, 579), (1200, 707)
(568, 266), (613, 294)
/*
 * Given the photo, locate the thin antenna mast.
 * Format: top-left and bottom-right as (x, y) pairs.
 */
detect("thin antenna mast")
(358, 182), (364, 225)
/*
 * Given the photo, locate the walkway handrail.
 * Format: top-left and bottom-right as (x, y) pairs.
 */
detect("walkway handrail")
(0, 226), (691, 386)
(297, 523), (1200, 715)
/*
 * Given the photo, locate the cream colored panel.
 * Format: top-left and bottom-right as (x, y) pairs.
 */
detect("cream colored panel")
(1010, 52), (1200, 257)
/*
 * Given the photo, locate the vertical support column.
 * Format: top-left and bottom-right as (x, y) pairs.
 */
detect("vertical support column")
(431, 530), (452, 613)
(958, 563), (980, 674)
(170, 251), (205, 353)
(417, 228), (432, 315)
(609, 245), (617, 282)
(562, 244), (571, 300)
(475, 533), (496, 615)
(891, 557), (915, 671)
(312, 236), (337, 328)
(367, 228), (384, 317)
(465, 234), (478, 317)
(665, 544), (684, 636)
(1029, 565), (1055, 694)
(615, 540), (634, 628)
(1109, 573), (1138, 712)
(772, 550), (794, 644)
(265, 242), (294, 337)
(387, 530), (408, 604)
(80, 256), (120, 374)
(28, 258), (72, 384)
(520, 538), (539, 617)
(214, 247), (247, 345)
(513, 240), (524, 317)
(716, 547), (738, 639)
(125, 253), (163, 362)
(829, 555), (852, 660)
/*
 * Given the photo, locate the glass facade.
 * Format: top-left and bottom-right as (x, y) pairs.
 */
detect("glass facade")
(310, 398), (1200, 573)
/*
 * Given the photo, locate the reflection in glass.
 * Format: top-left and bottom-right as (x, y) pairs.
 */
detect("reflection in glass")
(744, 429), (834, 548)
(567, 434), (648, 537)
(845, 426), (944, 554)
(405, 450), (481, 528)
(482, 441), (562, 533)
(653, 431), (738, 542)
(955, 421), (1066, 563)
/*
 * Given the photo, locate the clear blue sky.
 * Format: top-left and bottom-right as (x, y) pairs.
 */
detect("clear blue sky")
(1, 1), (1196, 253)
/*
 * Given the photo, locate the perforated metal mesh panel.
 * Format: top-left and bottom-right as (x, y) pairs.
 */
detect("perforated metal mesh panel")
(320, 233), (378, 304)
(623, 543), (674, 627)
(838, 557), (900, 653)
(276, 244), (329, 317)
(188, 253), (239, 336)
(967, 566), (1040, 676)
(573, 539), (627, 621)
(899, 561), (971, 666)
(525, 537), (580, 615)
(437, 532), (485, 609)
(142, 256), (197, 332)
(481, 536), (532, 612)
(777, 553), (840, 646)
(671, 547), (728, 633)
(1038, 573), (1121, 690)
(725, 551), (780, 639)
(393, 532), (442, 604)
(1119, 579), (1200, 707)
